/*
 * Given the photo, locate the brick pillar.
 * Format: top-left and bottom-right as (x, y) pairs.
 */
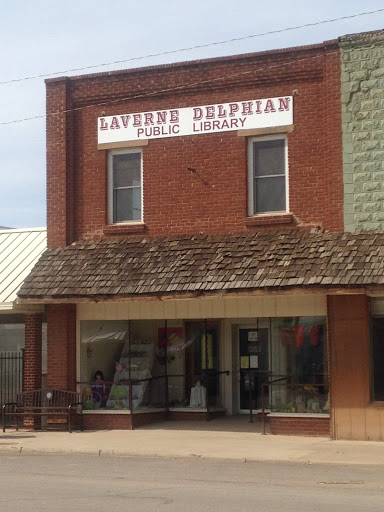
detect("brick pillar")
(24, 314), (43, 391)
(24, 314), (43, 429)
(46, 76), (74, 249)
(67, 305), (77, 391)
(47, 304), (76, 390)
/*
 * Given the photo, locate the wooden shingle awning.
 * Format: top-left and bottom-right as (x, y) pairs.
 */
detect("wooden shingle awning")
(17, 229), (384, 303)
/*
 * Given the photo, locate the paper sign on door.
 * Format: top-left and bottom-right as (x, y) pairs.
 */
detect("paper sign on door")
(250, 355), (259, 369)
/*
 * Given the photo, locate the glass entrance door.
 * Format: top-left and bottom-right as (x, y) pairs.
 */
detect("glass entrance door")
(239, 328), (269, 410)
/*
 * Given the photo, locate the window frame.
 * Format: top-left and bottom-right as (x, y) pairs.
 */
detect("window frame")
(370, 314), (384, 402)
(108, 148), (143, 224)
(247, 134), (289, 216)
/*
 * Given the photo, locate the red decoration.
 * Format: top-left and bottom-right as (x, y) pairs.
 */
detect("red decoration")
(158, 327), (183, 348)
(309, 325), (321, 346)
(294, 325), (305, 347)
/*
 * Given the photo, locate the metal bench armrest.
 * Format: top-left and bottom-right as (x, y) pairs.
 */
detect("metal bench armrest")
(69, 401), (83, 408)
(3, 402), (17, 408)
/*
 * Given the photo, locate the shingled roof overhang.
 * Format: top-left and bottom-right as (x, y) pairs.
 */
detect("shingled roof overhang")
(16, 230), (384, 304)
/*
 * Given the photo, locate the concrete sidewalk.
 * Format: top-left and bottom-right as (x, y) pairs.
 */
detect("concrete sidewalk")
(1, 419), (384, 465)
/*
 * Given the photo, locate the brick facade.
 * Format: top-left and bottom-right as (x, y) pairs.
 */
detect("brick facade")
(24, 314), (43, 391)
(39, 41), (348, 436)
(269, 416), (330, 436)
(46, 41), (343, 249)
(46, 304), (76, 390)
(83, 411), (167, 430)
(23, 314), (43, 429)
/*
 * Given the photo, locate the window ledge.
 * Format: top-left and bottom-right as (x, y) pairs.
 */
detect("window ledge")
(368, 401), (384, 408)
(83, 408), (166, 414)
(245, 213), (294, 228)
(269, 412), (330, 418)
(103, 223), (146, 236)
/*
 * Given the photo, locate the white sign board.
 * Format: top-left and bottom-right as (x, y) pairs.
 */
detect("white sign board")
(250, 355), (259, 369)
(98, 96), (293, 145)
(248, 331), (259, 342)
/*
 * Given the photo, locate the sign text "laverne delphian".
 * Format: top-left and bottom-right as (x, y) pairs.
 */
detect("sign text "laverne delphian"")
(97, 96), (293, 144)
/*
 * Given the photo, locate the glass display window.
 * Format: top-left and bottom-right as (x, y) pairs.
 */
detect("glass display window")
(371, 316), (384, 401)
(80, 320), (184, 411)
(237, 316), (328, 414)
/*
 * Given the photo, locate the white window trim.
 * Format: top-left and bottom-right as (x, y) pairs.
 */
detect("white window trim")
(108, 148), (144, 224)
(247, 134), (289, 216)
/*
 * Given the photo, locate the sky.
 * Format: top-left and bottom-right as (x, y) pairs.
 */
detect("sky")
(1, 1), (384, 228)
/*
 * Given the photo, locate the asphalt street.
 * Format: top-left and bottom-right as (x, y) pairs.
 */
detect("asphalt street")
(0, 454), (383, 511)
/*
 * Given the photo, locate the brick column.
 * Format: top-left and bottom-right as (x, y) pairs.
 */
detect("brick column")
(24, 314), (43, 391)
(46, 76), (74, 248)
(47, 304), (76, 390)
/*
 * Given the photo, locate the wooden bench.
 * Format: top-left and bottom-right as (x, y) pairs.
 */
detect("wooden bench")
(2, 389), (83, 433)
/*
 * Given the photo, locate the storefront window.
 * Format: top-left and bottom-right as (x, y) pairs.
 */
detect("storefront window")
(80, 320), (184, 411)
(371, 317), (384, 401)
(80, 321), (127, 409)
(238, 316), (328, 414)
(0, 323), (25, 351)
(80, 320), (223, 412)
(271, 316), (328, 414)
(80, 316), (327, 415)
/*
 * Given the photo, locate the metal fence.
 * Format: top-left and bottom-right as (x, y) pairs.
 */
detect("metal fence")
(0, 351), (24, 414)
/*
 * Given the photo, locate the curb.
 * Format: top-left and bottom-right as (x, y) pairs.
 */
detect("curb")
(1, 444), (384, 466)
(0, 444), (305, 462)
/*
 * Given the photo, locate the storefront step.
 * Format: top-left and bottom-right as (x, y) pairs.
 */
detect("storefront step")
(82, 409), (167, 430)
(168, 408), (226, 421)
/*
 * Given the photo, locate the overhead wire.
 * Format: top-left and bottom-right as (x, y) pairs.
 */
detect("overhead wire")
(0, 7), (383, 86)
(0, 50), (339, 127)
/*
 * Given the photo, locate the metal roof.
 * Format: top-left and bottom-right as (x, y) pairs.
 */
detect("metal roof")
(0, 227), (47, 310)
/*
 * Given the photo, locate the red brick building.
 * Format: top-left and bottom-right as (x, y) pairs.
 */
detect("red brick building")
(17, 38), (384, 439)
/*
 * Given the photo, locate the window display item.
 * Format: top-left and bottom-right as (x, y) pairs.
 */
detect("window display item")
(309, 324), (321, 346)
(106, 336), (154, 410)
(201, 334), (214, 369)
(91, 370), (107, 408)
(294, 324), (305, 347)
(295, 393), (305, 413)
(190, 381), (207, 407)
(83, 386), (95, 410)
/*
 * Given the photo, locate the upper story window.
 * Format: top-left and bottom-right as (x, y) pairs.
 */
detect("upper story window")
(248, 135), (288, 216)
(108, 149), (142, 223)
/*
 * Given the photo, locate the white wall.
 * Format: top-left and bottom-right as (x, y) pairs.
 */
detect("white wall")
(77, 294), (327, 321)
